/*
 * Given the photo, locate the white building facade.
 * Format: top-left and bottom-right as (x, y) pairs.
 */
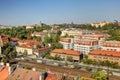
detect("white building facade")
(74, 39), (99, 54)
(102, 41), (120, 52)
(60, 38), (74, 50)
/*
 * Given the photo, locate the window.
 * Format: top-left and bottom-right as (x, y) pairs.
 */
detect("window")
(29, 77), (32, 80)
(26, 71), (28, 73)
(17, 75), (20, 78)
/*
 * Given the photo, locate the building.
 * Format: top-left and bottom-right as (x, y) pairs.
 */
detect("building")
(10, 38), (19, 46)
(61, 29), (92, 36)
(74, 39), (99, 54)
(0, 63), (12, 80)
(88, 50), (120, 65)
(51, 49), (82, 62)
(6, 68), (41, 80)
(1, 35), (9, 43)
(60, 38), (74, 50)
(26, 23), (43, 29)
(34, 47), (50, 58)
(6, 67), (74, 80)
(16, 39), (41, 55)
(31, 32), (48, 41)
(74, 34), (105, 49)
(91, 21), (111, 28)
(16, 44), (33, 55)
(102, 41), (120, 52)
(18, 40), (41, 47)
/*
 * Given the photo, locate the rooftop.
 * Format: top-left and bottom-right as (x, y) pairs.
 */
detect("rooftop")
(60, 38), (72, 43)
(10, 38), (19, 42)
(17, 44), (33, 49)
(35, 47), (50, 53)
(6, 68), (41, 80)
(89, 50), (120, 57)
(1, 35), (9, 42)
(52, 49), (81, 56)
(0, 66), (9, 80)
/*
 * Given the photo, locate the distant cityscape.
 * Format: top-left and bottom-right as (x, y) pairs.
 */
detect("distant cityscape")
(0, 21), (120, 80)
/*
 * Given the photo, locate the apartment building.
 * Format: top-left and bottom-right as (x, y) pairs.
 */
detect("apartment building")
(31, 31), (48, 41)
(74, 39), (99, 54)
(74, 34), (105, 49)
(88, 50), (120, 65)
(61, 29), (92, 36)
(34, 47), (50, 58)
(51, 49), (82, 62)
(102, 41), (120, 51)
(16, 44), (33, 55)
(91, 21), (111, 28)
(60, 38), (74, 50)
(16, 40), (41, 55)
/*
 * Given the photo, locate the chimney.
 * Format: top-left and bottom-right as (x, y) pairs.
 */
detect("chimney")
(32, 67), (36, 71)
(6, 63), (10, 66)
(39, 71), (47, 80)
(0, 62), (4, 66)
(6, 63), (11, 74)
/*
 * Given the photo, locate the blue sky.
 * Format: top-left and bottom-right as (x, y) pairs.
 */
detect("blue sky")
(0, 0), (120, 25)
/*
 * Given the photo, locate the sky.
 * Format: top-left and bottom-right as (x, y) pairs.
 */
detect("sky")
(0, 0), (120, 26)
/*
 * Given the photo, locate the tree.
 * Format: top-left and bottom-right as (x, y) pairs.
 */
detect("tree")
(53, 34), (60, 42)
(44, 35), (50, 43)
(1, 57), (9, 64)
(57, 30), (62, 36)
(67, 56), (73, 62)
(90, 70), (107, 80)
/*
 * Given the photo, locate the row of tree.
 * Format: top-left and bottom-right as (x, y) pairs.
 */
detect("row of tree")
(82, 59), (119, 69)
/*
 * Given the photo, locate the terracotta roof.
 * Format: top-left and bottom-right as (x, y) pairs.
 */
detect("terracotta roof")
(52, 49), (81, 56)
(0, 66), (9, 80)
(60, 38), (72, 43)
(18, 40), (41, 46)
(1, 35), (9, 42)
(10, 38), (19, 42)
(35, 47), (50, 53)
(45, 73), (62, 80)
(17, 44), (33, 49)
(89, 50), (120, 57)
(6, 68), (41, 80)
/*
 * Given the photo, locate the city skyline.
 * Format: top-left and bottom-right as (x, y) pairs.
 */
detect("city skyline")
(0, 0), (120, 26)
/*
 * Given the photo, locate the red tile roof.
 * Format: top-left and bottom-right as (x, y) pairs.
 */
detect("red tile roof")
(18, 40), (41, 46)
(6, 68), (41, 80)
(10, 38), (19, 42)
(1, 36), (9, 42)
(35, 47), (50, 53)
(0, 66), (9, 80)
(17, 44), (33, 49)
(60, 38), (72, 43)
(52, 49), (81, 56)
(89, 50), (120, 57)
(45, 73), (62, 80)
